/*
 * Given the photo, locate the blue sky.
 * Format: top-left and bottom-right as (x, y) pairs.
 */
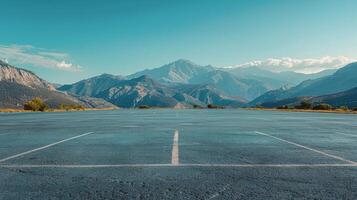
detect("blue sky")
(1, 0), (357, 83)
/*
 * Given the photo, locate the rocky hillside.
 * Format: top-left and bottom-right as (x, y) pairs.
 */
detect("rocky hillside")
(128, 59), (336, 100)
(260, 87), (357, 108)
(311, 87), (357, 108)
(0, 81), (80, 108)
(190, 70), (270, 100)
(227, 66), (336, 87)
(127, 60), (273, 100)
(0, 61), (115, 109)
(0, 60), (55, 90)
(127, 59), (214, 84)
(61, 75), (246, 108)
(251, 62), (357, 106)
(96, 75), (180, 108)
(59, 73), (126, 97)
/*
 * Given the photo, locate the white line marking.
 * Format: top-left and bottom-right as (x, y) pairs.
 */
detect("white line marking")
(336, 132), (357, 138)
(0, 132), (94, 163)
(255, 131), (357, 165)
(171, 130), (179, 165)
(0, 163), (356, 168)
(206, 184), (230, 200)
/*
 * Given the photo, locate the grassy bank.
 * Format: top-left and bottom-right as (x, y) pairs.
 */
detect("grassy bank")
(0, 107), (118, 113)
(2, 106), (356, 114)
(245, 107), (357, 114)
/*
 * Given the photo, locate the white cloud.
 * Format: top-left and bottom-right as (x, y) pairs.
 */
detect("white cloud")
(0, 44), (81, 71)
(56, 60), (78, 69)
(229, 56), (356, 74)
(38, 51), (69, 59)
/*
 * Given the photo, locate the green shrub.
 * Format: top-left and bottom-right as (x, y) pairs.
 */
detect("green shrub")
(137, 105), (150, 109)
(207, 104), (224, 109)
(277, 105), (289, 109)
(58, 104), (85, 110)
(312, 104), (332, 110)
(193, 104), (203, 109)
(24, 98), (48, 111)
(295, 100), (312, 109)
(338, 106), (349, 111)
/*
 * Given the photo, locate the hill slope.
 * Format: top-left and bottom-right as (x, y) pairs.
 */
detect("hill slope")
(311, 87), (357, 108)
(59, 74), (125, 97)
(97, 76), (247, 108)
(251, 62), (357, 105)
(227, 66), (336, 87)
(63, 74), (246, 108)
(127, 59), (293, 100)
(190, 70), (270, 100)
(259, 87), (357, 108)
(0, 81), (82, 108)
(0, 60), (55, 90)
(96, 76), (180, 108)
(127, 59), (214, 84)
(0, 61), (115, 109)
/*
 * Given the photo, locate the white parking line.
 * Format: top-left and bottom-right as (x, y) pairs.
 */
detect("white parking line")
(0, 132), (94, 163)
(255, 131), (357, 165)
(171, 130), (179, 165)
(206, 184), (230, 200)
(0, 163), (356, 168)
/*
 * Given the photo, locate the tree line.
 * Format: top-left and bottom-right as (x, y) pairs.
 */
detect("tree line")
(24, 98), (85, 111)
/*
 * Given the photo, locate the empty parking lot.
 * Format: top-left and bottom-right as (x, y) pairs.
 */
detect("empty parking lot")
(0, 109), (356, 199)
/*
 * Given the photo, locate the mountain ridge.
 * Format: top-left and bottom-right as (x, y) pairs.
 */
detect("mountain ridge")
(0, 61), (56, 90)
(0, 61), (115, 109)
(61, 74), (247, 108)
(127, 59), (336, 100)
(251, 62), (357, 106)
(1, 59), (355, 109)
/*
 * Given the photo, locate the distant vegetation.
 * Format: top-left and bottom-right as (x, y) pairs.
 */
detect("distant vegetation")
(58, 104), (85, 111)
(207, 104), (225, 109)
(253, 100), (357, 113)
(277, 105), (289, 109)
(137, 105), (150, 109)
(312, 104), (332, 110)
(192, 104), (204, 109)
(22, 98), (86, 112)
(24, 97), (48, 111)
(338, 106), (349, 111)
(294, 100), (312, 110)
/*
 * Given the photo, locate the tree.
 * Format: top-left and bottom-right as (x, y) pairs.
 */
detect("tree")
(207, 104), (224, 109)
(24, 97), (48, 111)
(338, 106), (349, 111)
(193, 104), (203, 109)
(137, 105), (150, 109)
(312, 104), (332, 110)
(57, 104), (85, 110)
(295, 100), (312, 109)
(277, 105), (289, 109)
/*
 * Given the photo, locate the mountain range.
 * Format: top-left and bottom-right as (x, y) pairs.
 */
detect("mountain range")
(257, 87), (357, 109)
(60, 74), (246, 108)
(1, 59), (356, 109)
(251, 62), (357, 107)
(126, 59), (334, 100)
(226, 66), (336, 87)
(0, 60), (115, 109)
